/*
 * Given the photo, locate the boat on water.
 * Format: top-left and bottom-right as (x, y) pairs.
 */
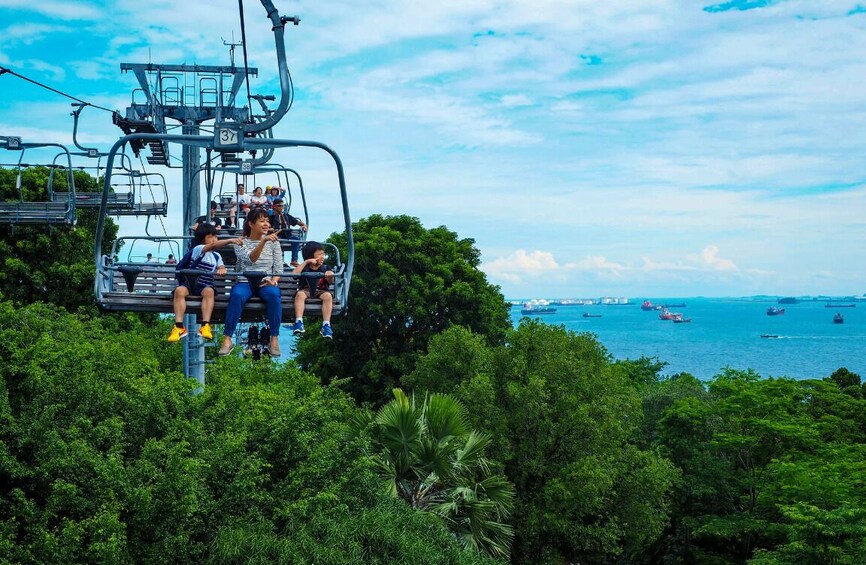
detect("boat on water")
(521, 300), (557, 315)
(672, 317), (692, 323)
(825, 303), (856, 308)
(760, 334), (779, 339)
(663, 302), (686, 308)
(833, 313), (844, 324)
(521, 306), (557, 315)
(766, 307), (785, 316)
(582, 312), (602, 318)
(640, 300), (655, 311)
(659, 309), (684, 321)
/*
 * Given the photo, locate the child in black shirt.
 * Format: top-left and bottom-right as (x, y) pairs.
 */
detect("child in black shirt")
(291, 241), (334, 338)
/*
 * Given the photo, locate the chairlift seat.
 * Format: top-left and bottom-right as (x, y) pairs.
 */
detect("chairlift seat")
(0, 201), (75, 225)
(54, 191), (134, 209)
(98, 265), (344, 322)
(113, 202), (168, 216)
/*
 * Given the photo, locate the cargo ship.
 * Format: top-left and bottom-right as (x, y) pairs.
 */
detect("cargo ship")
(521, 300), (557, 315)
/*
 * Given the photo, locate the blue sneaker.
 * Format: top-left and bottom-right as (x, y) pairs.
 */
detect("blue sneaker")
(320, 324), (333, 339)
(292, 320), (305, 334)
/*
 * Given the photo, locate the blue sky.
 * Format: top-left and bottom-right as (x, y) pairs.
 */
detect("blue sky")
(1, 0), (865, 298)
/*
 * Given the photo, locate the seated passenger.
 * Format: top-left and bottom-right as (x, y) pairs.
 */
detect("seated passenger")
(218, 208), (284, 357)
(191, 201), (222, 231)
(269, 198), (307, 266)
(250, 186), (267, 208)
(265, 186), (286, 211)
(292, 241), (334, 339)
(236, 183), (251, 221)
(168, 224), (241, 342)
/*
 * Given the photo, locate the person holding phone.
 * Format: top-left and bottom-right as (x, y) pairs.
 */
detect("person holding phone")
(218, 207), (284, 357)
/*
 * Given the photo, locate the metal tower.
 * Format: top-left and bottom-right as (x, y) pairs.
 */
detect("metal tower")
(116, 62), (259, 385)
(102, 1), (300, 388)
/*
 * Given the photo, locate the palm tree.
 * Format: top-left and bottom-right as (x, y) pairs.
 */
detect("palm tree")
(355, 389), (515, 559)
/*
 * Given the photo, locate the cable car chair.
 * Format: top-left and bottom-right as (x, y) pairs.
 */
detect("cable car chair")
(0, 138), (76, 225)
(106, 170), (169, 216)
(50, 151), (139, 212)
(94, 133), (354, 323)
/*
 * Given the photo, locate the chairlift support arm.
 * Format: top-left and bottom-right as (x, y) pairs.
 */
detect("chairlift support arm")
(70, 103), (100, 156)
(244, 1), (298, 134)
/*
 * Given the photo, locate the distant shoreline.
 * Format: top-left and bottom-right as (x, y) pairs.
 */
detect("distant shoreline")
(507, 295), (866, 303)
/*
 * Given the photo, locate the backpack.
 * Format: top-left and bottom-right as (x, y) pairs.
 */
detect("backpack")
(174, 246), (209, 282)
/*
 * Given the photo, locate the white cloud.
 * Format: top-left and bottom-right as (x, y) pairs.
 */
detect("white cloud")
(640, 256), (698, 272)
(13, 58), (66, 81)
(0, 22), (73, 44)
(484, 250), (561, 284)
(500, 94), (533, 107)
(564, 255), (627, 271)
(326, 86), (542, 147)
(692, 245), (738, 271)
(68, 60), (114, 81)
(3, 0), (866, 296)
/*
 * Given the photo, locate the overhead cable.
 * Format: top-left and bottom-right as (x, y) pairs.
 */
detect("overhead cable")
(237, 0), (254, 119)
(0, 65), (115, 113)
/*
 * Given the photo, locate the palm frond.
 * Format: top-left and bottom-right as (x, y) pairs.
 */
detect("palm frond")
(375, 389), (423, 457)
(454, 430), (492, 470)
(425, 393), (470, 445)
(361, 388), (515, 559)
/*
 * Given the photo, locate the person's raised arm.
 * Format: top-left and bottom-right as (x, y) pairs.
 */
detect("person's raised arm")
(249, 232), (279, 263)
(292, 258), (309, 275)
(203, 237), (242, 253)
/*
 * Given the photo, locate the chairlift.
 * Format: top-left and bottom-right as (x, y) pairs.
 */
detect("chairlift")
(0, 139), (76, 226)
(213, 163), (306, 218)
(94, 133), (354, 323)
(49, 150), (140, 212)
(107, 170), (169, 216)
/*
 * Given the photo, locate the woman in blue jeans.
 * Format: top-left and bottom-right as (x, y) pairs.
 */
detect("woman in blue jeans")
(219, 207), (284, 357)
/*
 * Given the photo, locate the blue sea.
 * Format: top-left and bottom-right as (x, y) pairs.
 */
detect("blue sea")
(508, 298), (866, 381)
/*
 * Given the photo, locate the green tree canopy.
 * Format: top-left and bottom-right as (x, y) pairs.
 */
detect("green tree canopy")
(654, 368), (866, 563)
(410, 320), (679, 563)
(0, 302), (496, 564)
(296, 214), (510, 404)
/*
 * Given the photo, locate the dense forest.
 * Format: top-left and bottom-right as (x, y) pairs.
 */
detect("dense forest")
(1, 169), (865, 563)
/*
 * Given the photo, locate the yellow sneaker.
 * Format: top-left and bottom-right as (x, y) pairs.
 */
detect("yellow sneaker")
(167, 326), (188, 343)
(198, 323), (214, 340)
